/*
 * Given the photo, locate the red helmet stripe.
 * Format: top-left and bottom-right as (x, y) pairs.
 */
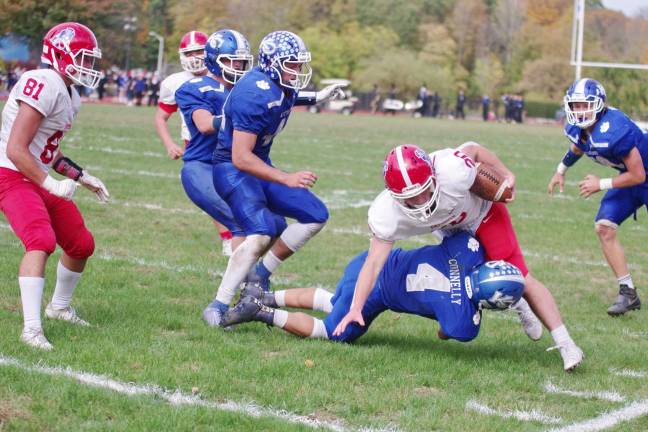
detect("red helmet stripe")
(395, 146), (413, 187)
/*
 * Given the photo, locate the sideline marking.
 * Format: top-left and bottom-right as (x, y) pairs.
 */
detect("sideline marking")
(544, 382), (625, 402)
(0, 355), (395, 432)
(466, 400), (563, 424)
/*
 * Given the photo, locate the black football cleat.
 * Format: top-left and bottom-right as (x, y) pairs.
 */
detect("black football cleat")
(241, 282), (278, 308)
(607, 285), (641, 316)
(220, 296), (275, 328)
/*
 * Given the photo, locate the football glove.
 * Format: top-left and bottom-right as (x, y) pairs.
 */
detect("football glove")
(316, 83), (347, 103)
(79, 171), (110, 202)
(42, 175), (77, 200)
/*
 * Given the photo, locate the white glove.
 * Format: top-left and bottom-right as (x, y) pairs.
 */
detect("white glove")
(42, 175), (77, 200)
(79, 171), (110, 202)
(316, 83), (347, 103)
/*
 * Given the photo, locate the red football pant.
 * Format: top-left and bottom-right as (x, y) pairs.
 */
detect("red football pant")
(0, 168), (94, 259)
(475, 202), (528, 276)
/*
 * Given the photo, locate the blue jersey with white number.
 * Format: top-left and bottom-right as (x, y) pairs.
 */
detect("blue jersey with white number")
(564, 107), (648, 176)
(213, 67), (297, 164)
(175, 75), (228, 162)
(379, 232), (484, 339)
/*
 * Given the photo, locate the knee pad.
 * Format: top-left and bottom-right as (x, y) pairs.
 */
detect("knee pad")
(244, 234), (272, 256)
(280, 222), (326, 252)
(64, 229), (95, 259)
(23, 221), (56, 255)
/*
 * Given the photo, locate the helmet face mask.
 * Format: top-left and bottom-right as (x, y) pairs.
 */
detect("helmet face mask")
(258, 31), (312, 90)
(469, 260), (525, 310)
(42, 22), (102, 89)
(564, 78), (606, 129)
(384, 145), (440, 222)
(205, 30), (253, 84)
(179, 31), (208, 73)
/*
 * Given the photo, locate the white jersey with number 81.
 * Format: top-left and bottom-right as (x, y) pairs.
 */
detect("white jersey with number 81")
(0, 68), (80, 173)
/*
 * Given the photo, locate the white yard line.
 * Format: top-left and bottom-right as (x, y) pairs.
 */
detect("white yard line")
(0, 354), (357, 431)
(609, 368), (647, 378)
(544, 382), (625, 402)
(465, 400), (563, 424)
(547, 399), (648, 432)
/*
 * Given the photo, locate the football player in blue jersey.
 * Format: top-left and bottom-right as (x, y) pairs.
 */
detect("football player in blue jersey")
(202, 31), (345, 326)
(174, 29), (253, 256)
(221, 231), (526, 347)
(548, 78), (645, 316)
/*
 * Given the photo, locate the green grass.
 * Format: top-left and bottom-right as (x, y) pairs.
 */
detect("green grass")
(1, 105), (647, 431)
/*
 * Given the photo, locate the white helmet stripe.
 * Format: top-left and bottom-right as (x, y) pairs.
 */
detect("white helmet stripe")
(190, 31), (197, 45)
(395, 146), (413, 187)
(574, 78), (588, 95)
(231, 30), (244, 50)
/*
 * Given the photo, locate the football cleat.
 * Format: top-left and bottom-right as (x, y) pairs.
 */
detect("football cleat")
(202, 305), (225, 327)
(241, 282), (278, 308)
(245, 265), (271, 292)
(607, 285), (641, 316)
(512, 298), (543, 341)
(21, 327), (53, 351)
(220, 296), (274, 328)
(45, 303), (90, 326)
(547, 342), (584, 372)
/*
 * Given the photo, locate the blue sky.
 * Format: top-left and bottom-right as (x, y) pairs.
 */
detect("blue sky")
(602, 0), (648, 17)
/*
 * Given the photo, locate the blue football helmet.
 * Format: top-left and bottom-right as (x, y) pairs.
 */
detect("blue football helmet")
(258, 31), (312, 90)
(564, 78), (606, 128)
(469, 260), (525, 310)
(205, 29), (253, 84)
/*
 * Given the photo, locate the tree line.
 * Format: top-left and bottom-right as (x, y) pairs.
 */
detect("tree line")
(2, 0), (648, 116)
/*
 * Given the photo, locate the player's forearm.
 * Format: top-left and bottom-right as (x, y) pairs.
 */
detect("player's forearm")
(465, 143), (512, 177)
(7, 145), (47, 184)
(610, 170), (645, 188)
(154, 111), (176, 148)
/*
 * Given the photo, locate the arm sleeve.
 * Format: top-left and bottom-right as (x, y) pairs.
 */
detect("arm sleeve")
(230, 91), (271, 134)
(440, 149), (478, 195)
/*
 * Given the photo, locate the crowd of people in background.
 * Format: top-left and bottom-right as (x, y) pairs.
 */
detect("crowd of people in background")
(1, 63), (529, 122)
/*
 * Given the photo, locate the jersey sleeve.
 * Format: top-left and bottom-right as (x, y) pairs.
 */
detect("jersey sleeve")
(229, 90), (271, 135)
(564, 124), (583, 149)
(368, 192), (400, 242)
(14, 72), (58, 117)
(610, 120), (641, 160)
(175, 82), (214, 120)
(436, 148), (478, 195)
(158, 77), (178, 113)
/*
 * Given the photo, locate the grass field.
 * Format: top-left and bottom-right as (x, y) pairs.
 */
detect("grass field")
(1, 105), (647, 431)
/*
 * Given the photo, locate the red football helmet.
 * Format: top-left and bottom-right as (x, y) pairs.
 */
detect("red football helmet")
(179, 31), (208, 73)
(383, 145), (440, 221)
(41, 22), (102, 89)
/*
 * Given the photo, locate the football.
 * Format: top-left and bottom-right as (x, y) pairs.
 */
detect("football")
(470, 162), (513, 202)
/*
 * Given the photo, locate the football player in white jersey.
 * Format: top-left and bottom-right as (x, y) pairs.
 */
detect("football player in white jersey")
(333, 143), (583, 371)
(153, 30), (233, 256)
(0, 22), (109, 350)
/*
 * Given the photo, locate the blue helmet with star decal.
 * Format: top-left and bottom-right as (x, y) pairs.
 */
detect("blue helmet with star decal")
(205, 29), (253, 84)
(564, 78), (606, 129)
(469, 260), (525, 310)
(258, 30), (312, 90)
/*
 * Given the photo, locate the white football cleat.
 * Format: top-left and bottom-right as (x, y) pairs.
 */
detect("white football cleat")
(547, 342), (584, 372)
(21, 327), (53, 351)
(45, 303), (90, 327)
(221, 238), (232, 257)
(512, 298), (543, 341)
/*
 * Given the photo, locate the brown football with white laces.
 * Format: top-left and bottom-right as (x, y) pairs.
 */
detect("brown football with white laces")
(469, 162), (513, 202)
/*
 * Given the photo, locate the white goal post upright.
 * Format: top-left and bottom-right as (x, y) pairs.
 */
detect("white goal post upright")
(571, 0), (648, 80)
